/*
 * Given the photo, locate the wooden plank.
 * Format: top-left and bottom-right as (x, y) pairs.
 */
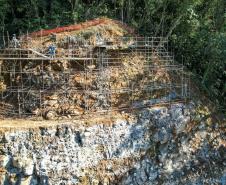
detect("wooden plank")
(28, 49), (49, 58)
(0, 57), (94, 60)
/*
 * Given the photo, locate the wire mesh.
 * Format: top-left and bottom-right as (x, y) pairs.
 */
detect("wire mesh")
(0, 36), (190, 119)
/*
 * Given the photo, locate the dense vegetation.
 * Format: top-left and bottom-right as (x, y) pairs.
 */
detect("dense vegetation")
(0, 0), (225, 109)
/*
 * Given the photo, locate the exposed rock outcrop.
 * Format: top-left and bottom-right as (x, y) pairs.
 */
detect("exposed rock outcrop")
(0, 102), (225, 185)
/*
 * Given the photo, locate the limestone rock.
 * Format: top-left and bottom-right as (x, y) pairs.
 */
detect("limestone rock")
(45, 110), (57, 120)
(23, 159), (34, 176)
(12, 157), (23, 169)
(174, 116), (190, 134)
(0, 103), (224, 185)
(0, 169), (8, 185)
(0, 155), (10, 168)
(153, 127), (171, 144)
(12, 157), (34, 176)
(20, 176), (34, 185)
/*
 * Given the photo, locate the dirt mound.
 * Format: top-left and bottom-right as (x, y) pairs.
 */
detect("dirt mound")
(29, 18), (135, 37)
(20, 18), (136, 52)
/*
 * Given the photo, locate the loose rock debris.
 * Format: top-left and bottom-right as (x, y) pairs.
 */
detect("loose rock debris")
(0, 103), (225, 184)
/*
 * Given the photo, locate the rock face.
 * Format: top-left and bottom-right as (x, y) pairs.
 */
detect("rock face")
(0, 103), (225, 185)
(120, 104), (226, 185)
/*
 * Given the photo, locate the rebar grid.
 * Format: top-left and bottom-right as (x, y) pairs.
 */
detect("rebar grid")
(0, 36), (190, 118)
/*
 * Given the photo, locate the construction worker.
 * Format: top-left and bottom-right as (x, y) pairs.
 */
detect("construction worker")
(96, 33), (104, 46)
(48, 44), (56, 58)
(12, 34), (20, 48)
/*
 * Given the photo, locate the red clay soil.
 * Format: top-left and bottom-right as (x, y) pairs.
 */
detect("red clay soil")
(30, 18), (135, 37)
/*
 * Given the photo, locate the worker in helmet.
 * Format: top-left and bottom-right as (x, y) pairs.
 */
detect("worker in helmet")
(12, 34), (21, 48)
(48, 44), (56, 58)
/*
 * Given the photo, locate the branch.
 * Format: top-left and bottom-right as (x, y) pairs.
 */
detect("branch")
(154, 3), (167, 37)
(165, 14), (183, 39)
(156, 14), (183, 49)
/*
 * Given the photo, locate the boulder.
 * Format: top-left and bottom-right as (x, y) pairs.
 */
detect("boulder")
(153, 127), (171, 144)
(174, 116), (190, 134)
(23, 158), (34, 176)
(45, 110), (57, 120)
(12, 157), (34, 176)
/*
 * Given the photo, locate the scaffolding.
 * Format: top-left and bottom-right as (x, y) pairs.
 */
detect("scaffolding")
(0, 34), (190, 118)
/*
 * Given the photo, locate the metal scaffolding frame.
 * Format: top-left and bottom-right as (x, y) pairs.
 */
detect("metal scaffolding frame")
(0, 35), (190, 118)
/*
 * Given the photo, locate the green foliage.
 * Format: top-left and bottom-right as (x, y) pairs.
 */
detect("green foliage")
(0, 0), (225, 108)
(171, 0), (226, 107)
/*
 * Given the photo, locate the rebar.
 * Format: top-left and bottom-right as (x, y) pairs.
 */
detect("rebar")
(0, 36), (190, 118)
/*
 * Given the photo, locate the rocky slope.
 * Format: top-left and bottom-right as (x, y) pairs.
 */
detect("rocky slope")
(0, 102), (225, 185)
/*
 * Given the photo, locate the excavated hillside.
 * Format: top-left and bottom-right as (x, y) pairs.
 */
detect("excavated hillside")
(0, 18), (184, 119)
(0, 18), (225, 185)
